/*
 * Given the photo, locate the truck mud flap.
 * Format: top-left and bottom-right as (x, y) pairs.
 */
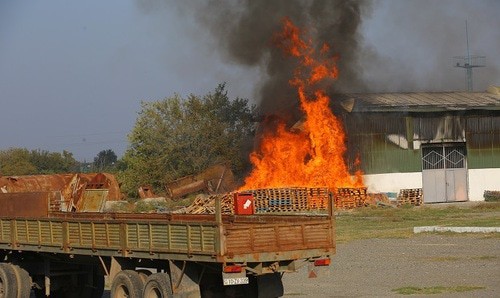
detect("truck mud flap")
(255, 272), (284, 298)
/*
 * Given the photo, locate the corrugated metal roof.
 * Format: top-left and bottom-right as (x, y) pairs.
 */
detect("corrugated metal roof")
(338, 91), (500, 113)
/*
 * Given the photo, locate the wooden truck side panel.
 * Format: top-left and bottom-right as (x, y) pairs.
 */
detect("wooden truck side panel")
(0, 217), (219, 262)
(223, 218), (334, 262)
(0, 213), (334, 265)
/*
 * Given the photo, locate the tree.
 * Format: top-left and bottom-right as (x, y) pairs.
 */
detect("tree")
(0, 148), (79, 175)
(119, 84), (255, 197)
(0, 148), (37, 175)
(93, 149), (118, 171)
(30, 149), (79, 173)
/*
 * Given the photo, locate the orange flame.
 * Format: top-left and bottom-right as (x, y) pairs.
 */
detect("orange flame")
(241, 18), (363, 190)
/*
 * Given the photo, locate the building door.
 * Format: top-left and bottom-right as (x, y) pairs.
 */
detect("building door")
(422, 143), (468, 203)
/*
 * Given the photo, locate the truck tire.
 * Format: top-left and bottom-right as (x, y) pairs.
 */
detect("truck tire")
(142, 273), (173, 298)
(136, 269), (152, 284)
(0, 263), (19, 297)
(110, 270), (144, 298)
(11, 265), (32, 298)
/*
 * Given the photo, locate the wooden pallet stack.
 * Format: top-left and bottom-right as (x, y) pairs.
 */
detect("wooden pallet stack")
(307, 188), (330, 210)
(250, 187), (330, 213)
(334, 188), (368, 209)
(484, 190), (500, 202)
(397, 188), (423, 206)
(176, 187), (332, 215)
(252, 188), (294, 212)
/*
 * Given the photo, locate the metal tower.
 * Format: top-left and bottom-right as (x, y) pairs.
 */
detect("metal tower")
(453, 20), (485, 92)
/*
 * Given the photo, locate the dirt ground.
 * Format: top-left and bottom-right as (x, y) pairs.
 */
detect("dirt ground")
(282, 234), (500, 297)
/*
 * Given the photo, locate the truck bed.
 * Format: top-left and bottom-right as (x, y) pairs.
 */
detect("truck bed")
(0, 210), (335, 265)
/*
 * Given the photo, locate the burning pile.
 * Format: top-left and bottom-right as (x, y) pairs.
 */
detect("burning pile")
(175, 187), (331, 215)
(241, 18), (364, 198)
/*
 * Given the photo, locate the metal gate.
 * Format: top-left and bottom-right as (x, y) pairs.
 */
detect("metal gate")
(422, 143), (468, 203)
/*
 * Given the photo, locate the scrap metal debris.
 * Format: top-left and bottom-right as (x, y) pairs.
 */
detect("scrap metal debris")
(165, 164), (236, 199)
(0, 173), (123, 213)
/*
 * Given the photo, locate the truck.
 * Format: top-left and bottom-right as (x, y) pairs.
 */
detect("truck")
(0, 186), (335, 298)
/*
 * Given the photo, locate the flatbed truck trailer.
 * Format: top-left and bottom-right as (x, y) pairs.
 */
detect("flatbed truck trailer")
(0, 194), (335, 297)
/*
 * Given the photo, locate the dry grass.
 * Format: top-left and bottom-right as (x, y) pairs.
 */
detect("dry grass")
(335, 202), (500, 243)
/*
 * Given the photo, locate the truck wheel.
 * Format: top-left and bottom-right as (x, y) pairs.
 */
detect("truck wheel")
(0, 263), (19, 298)
(110, 270), (144, 298)
(11, 265), (32, 298)
(137, 269), (152, 284)
(143, 273), (173, 298)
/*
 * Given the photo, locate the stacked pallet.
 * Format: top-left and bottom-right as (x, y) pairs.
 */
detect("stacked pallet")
(307, 188), (331, 210)
(397, 188), (423, 206)
(176, 187), (333, 215)
(173, 194), (234, 215)
(484, 190), (500, 202)
(249, 187), (330, 213)
(334, 188), (367, 209)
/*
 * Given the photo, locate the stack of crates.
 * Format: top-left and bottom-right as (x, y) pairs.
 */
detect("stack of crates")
(397, 188), (423, 206)
(249, 187), (331, 213)
(334, 188), (368, 209)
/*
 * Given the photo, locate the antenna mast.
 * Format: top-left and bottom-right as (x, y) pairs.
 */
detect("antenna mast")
(453, 20), (485, 92)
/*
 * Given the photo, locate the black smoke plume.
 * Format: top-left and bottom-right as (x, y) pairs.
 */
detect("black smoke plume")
(196, 0), (372, 119)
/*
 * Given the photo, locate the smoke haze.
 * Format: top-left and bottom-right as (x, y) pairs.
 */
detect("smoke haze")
(360, 0), (500, 93)
(172, 0), (499, 118)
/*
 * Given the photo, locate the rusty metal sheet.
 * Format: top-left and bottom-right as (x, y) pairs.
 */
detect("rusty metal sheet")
(0, 173), (123, 210)
(167, 178), (207, 199)
(165, 164), (236, 199)
(0, 173), (121, 199)
(0, 174), (69, 193)
(82, 173), (122, 201)
(0, 192), (51, 217)
(77, 189), (109, 212)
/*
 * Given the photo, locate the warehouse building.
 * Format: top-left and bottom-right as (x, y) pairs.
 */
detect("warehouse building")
(338, 87), (500, 202)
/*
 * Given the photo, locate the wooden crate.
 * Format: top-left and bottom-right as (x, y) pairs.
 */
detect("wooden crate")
(397, 188), (423, 206)
(177, 187), (332, 214)
(334, 187), (368, 209)
(174, 194), (234, 215)
(249, 187), (331, 213)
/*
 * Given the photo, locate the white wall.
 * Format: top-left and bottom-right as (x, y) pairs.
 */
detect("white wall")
(364, 169), (500, 201)
(364, 172), (422, 194)
(468, 168), (500, 201)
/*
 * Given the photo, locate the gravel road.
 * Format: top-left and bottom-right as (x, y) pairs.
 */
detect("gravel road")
(282, 234), (500, 297)
(99, 234), (498, 298)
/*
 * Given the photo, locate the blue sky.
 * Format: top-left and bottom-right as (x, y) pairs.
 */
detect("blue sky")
(1, 0), (498, 161)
